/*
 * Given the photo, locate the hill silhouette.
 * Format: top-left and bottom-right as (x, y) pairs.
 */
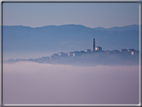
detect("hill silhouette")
(3, 24), (139, 53)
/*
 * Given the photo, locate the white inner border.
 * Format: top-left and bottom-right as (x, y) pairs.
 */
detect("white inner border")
(1, 0), (142, 106)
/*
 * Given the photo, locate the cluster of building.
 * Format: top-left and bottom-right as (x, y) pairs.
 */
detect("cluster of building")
(50, 38), (139, 59)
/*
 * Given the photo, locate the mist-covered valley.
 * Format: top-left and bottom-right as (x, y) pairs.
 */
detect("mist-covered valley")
(3, 61), (139, 104)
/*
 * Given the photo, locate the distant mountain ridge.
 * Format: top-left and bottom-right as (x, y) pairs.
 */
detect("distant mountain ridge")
(4, 24), (139, 31)
(95, 24), (139, 31)
(3, 24), (139, 55)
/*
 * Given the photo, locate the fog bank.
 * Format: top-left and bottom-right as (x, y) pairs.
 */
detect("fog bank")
(3, 62), (139, 104)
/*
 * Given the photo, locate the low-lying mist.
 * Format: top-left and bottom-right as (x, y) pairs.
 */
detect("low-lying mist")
(3, 61), (139, 104)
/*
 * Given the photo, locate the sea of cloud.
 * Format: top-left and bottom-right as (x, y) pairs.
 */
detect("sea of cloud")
(3, 61), (139, 104)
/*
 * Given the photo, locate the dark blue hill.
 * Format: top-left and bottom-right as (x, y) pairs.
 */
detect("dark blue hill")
(3, 24), (139, 53)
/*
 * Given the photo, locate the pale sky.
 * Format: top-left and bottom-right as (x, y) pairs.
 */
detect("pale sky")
(3, 2), (139, 28)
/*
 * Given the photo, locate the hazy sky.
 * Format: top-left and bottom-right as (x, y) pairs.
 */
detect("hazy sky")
(3, 2), (139, 28)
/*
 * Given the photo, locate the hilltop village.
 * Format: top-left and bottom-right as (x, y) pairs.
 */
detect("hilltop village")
(50, 38), (139, 59)
(6, 38), (139, 66)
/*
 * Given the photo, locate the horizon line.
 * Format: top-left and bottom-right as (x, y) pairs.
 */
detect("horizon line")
(2, 23), (139, 29)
